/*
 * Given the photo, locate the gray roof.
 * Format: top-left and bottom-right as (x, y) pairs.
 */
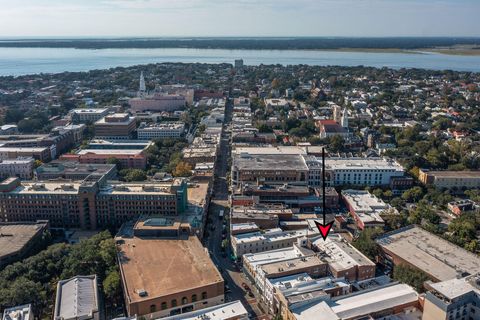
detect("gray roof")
(233, 153), (308, 171)
(54, 275), (99, 320)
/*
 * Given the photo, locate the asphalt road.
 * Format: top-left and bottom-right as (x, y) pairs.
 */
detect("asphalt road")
(203, 100), (270, 320)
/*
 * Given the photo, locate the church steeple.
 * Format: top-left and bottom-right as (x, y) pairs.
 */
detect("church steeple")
(341, 107), (349, 128)
(138, 71), (146, 97)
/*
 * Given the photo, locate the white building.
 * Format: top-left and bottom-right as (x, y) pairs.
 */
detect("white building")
(231, 228), (317, 258)
(137, 122), (185, 140)
(70, 108), (109, 123)
(0, 158), (34, 180)
(328, 157), (404, 186)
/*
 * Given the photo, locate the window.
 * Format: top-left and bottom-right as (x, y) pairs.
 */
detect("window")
(150, 304), (156, 313)
(161, 302), (167, 310)
(171, 299), (177, 308)
(192, 294), (197, 302)
(202, 291), (208, 300)
(182, 297), (188, 305)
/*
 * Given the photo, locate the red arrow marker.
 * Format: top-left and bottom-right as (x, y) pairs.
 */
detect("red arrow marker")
(314, 220), (334, 241)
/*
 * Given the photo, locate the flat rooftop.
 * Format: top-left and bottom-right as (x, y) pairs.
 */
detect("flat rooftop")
(313, 234), (375, 271)
(117, 235), (223, 303)
(234, 154), (308, 171)
(244, 246), (311, 270)
(36, 161), (115, 175)
(261, 255), (326, 277)
(72, 108), (108, 114)
(78, 149), (143, 155)
(423, 170), (480, 178)
(162, 301), (247, 320)
(329, 283), (418, 319)
(0, 147), (48, 152)
(328, 157), (404, 171)
(233, 146), (307, 156)
(376, 226), (480, 281)
(342, 189), (394, 224)
(0, 222), (47, 259)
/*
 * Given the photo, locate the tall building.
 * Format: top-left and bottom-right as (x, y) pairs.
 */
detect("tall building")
(94, 113), (137, 140)
(70, 108), (109, 124)
(234, 59), (244, 69)
(0, 177), (188, 230)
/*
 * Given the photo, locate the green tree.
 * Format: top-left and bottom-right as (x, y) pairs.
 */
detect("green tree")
(106, 157), (122, 170)
(352, 228), (383, 260)
(401, 186), (423, 202)
(393, 264), (429, 292)
(120, 169), (147, 182)
(103, 270), (121, 300)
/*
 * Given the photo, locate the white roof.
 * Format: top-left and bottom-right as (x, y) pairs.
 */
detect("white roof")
(55, 275), (98, 320)
(244, 247), (305, 269)
(330, 283), (418, 319)
(161, 300), (248, 320)
(292, 301), (339, 320)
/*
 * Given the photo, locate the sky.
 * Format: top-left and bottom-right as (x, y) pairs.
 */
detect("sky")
(0, 0), (479, 38)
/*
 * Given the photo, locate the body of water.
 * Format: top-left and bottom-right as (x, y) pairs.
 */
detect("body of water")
(0, 47), (479, 76)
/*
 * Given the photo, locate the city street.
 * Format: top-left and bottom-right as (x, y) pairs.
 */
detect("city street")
(203, 99), (269, 320)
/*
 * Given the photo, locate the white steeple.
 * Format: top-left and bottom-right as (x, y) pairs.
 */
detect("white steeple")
(138, 71), (146, 97)
(341, 107), (349, 128)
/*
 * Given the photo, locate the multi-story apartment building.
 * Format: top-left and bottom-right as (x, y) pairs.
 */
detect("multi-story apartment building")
(0, 158), (34, 180)
(0, 176), (187, 230)
(423, 275), (480, 320)
(231, 153), (309, 187)
(232, 150), (404, 188)
(327, 157), (405, 186)
(129, 93), (186, 113)
(70, 108), (109, 124)
(94, 113), (137, 140)
(0, 147), (52, 162)
(137, 122), (185, 140)
(419, 169), (480, 190)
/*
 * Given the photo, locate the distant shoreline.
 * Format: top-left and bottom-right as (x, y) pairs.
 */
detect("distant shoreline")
(0, 37), (479, 56)
(0, 46), (479, 56)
